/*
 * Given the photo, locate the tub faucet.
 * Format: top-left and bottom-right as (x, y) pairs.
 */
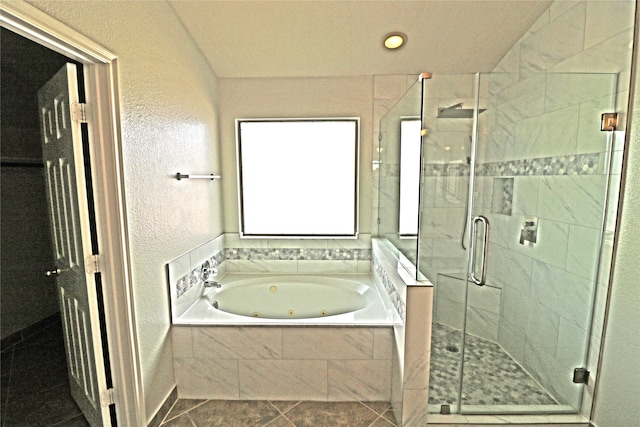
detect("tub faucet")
(201, 265), (221, 288)
(204, 280), (222, 289)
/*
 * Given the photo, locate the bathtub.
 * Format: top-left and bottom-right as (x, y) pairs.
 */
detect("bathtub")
(171, 273), (396, 402)
(173, 273), (393, 326)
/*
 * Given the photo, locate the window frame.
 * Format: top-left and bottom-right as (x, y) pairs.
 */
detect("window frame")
(235, 117), (360, 239)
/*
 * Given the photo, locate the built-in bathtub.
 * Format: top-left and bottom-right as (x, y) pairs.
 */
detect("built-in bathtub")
(174, 273), (393, 325)
(169, 272), (397, 402)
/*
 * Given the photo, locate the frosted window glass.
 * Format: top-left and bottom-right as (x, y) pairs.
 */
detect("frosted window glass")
(237, 119), (359, 237)
(399, 119), (421, 236)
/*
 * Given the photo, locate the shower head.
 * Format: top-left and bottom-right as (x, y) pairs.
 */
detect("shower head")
(437, 102), (486, 119)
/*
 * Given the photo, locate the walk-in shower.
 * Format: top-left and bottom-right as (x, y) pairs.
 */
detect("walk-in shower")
(377, 70), (624, 417)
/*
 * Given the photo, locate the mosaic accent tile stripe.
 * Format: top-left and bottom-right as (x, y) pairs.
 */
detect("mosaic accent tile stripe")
(373, 254), (406, 322)
(224, 248), (371, 261)
(421, 153), (601, 177)
(176, 251), (225, 299)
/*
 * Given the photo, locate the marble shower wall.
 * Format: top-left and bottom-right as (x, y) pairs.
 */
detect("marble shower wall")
(474, 72), (616, 408)
(487, 0), (635, 408)
(419, 0), (635, 410)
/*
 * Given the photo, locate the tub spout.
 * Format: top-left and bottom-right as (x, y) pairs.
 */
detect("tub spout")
(204, 280), (222, 288)
(201, 265), (221, 288)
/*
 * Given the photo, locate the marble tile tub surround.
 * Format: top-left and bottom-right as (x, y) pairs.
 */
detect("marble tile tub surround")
(371, 238), (433, 427)
(172, 325), (394, 402)
(167, 234), (227, 322)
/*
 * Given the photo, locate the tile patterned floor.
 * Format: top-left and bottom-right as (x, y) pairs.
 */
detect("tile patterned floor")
(2, 318), (557, 426)
(1, 318), (89, 427)
(428, 322), (558, 407)
(159, 400), (398, 427)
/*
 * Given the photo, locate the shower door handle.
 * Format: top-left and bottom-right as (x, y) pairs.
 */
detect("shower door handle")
(469, 215), (489, 286)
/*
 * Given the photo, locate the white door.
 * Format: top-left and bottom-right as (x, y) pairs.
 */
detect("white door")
(38, 63), (112, 426)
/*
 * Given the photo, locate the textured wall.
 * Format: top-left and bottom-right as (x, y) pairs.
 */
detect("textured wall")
(27, 1), (224, 421)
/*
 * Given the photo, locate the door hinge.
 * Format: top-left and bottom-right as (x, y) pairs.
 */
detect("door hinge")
(100, 388), (115, 407)
(72, 102), (88, 123)
(85, 254), (101, 274)
(573, 367), (590, 384)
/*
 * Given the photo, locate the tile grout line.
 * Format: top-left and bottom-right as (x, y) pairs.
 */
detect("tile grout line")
(264, 400), (299, 427)
(158, 398), (180, 425)
(160, 399), (210, 426)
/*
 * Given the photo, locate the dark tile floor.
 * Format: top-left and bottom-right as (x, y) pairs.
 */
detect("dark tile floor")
(159, 400), (398, 427)
(1, 318), (89, 427)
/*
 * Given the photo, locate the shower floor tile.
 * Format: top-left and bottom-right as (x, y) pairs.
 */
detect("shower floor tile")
(159, 399), (397, 427)
(428, 322), (558, 407)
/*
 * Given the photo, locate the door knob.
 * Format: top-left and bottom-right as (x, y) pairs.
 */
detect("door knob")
(45, 268), (61, 276)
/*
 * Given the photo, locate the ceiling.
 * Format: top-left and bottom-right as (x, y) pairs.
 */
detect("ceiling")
(169, 1), (553, 79)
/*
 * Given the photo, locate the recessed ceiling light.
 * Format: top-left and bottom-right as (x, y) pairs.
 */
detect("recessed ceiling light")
(383, 32), (406, 50)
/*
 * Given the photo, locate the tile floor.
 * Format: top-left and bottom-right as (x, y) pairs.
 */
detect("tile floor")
(1, 318), (558, 426)
(1, 317), (89, 427)
(159, 400), (398, 427)
(428, 322), (557, 407)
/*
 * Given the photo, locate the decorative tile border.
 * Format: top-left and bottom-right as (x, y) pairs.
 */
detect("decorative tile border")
(421, 153), (601, 177)
(225, 248), (371, 261)
(373, 253), (406, 322)
(176, 251), (225, 299)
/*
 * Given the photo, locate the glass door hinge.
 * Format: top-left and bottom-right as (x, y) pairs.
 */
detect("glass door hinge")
(573, 367), (590, 384)
(600, 112), (618, 131)
(100, 388), (115, 406)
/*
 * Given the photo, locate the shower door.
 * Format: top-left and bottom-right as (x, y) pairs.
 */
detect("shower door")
(422, 72), (619, 415)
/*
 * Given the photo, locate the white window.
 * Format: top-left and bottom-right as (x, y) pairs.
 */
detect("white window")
(236, 118), (359, 238)
(399, 118), (421, 236)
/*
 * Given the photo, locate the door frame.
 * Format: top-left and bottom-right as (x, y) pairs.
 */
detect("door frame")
(0, 2), (143, 425)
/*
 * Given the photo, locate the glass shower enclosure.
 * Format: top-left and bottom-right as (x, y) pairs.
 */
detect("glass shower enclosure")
(378, 71), (620, 415)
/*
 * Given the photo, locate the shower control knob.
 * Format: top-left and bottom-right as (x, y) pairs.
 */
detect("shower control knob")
(45, 268), (61, 276)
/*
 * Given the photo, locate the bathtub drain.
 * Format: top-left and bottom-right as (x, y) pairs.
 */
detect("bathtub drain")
(288, 309), (295, 317)
(446, 345), (459, 353)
